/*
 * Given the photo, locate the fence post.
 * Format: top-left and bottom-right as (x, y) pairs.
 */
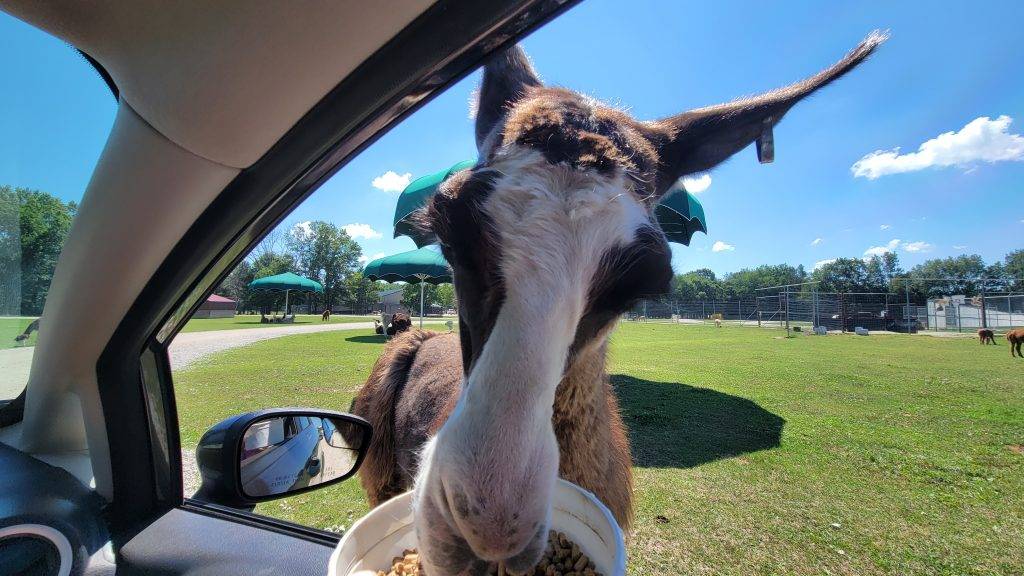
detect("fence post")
(904, 282), (911, 331)
(980, 280), (988, 329)
(839, 293), (845, 332)
(784, 290), (791, 335)
(756, 298), (761, 327)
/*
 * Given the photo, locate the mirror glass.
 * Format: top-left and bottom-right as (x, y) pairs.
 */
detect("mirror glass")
(239, 414), (366, 498)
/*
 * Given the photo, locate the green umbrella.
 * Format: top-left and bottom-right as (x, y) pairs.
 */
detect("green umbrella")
(248, 272), (324, 315)
(392, 160), (707, 246)
(392, 159), (476, 248)
(363, 247), (452, 327)
(654, 183), (707, 246)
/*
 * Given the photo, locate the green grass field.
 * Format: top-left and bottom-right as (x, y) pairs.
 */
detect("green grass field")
(179, 313), (379, 332)
(173, 323), (1024, 575)
(0, 317), (38, 349)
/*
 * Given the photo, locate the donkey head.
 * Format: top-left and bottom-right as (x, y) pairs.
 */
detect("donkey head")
(413, 33), (884, 574)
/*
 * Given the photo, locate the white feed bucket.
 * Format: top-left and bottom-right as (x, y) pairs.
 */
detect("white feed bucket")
(328, 478), (626, 576)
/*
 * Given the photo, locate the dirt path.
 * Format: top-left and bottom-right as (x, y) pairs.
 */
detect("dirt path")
(168, 321), (381, 371)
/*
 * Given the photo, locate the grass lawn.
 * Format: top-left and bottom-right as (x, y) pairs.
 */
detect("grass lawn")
(0, 317), (38, 349)
(179, 313), (379, 332)
(174, 323), (1024, 575)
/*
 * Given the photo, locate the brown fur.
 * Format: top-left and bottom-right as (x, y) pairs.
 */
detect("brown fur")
(322, 307), (331, 321)
(1007, 329), (1024, 357)
(352, 331), (635, 528)
(977, 328), (996, 345)
(386, 312), (413, 336)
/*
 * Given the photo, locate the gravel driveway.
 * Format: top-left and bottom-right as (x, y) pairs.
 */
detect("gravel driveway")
(169, 321), (380, 371)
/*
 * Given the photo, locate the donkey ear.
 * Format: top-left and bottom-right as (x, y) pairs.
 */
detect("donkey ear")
(475, 45), (542, 151)
(647, 32), (886, 195)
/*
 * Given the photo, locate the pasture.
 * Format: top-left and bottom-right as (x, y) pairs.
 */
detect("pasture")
(173, 323), (1023, 575)
(179, 313), (379, 332)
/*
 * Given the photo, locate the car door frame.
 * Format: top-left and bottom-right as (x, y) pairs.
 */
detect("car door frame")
(93, 0), (580, 557)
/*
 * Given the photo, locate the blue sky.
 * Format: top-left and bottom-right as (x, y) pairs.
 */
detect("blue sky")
(3, 1), (1022, 277)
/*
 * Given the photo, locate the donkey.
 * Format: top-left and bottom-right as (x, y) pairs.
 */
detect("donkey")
(352, 34), (884, 574)
(1007, 328), (1024, 357)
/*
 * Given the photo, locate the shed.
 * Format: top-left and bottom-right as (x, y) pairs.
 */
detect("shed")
(194, 294), (237, 318)
(377, 288), (405, 315)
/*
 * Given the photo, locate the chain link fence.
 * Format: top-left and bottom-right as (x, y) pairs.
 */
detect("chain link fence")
(627, 291), (1024, 334)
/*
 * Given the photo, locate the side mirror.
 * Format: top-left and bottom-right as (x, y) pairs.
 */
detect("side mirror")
(193, 408), (371, 508)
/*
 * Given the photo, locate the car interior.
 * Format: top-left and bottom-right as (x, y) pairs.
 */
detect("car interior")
(0, 1), (578, 574)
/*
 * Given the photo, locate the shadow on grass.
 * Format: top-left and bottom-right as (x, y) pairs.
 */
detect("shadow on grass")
(612, 374), (784, 468)
(345, 335), (387, 344)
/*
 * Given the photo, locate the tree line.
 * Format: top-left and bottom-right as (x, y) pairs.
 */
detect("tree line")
(4, 186), (1020, 316)
(671, 250), (1024, 302)
(0, 186), (77, 316)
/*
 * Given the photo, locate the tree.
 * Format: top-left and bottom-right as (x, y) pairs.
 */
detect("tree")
(216, 259), (254, 309)
(908, 255), (987, 297)
(810, 258), (870, 293)
(286, 221), (362, 312)
(722, 264), (806, 298)
(341, 271), (378, 314)
(1004, 249), (1024, 292)
(0, 187), (78, 315)
(403, 282), (439, 312)
(434, 284), (456, 311)
(672, 269), (724, 300)
(864, 256), (887, 292)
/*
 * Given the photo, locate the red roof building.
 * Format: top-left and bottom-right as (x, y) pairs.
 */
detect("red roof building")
(194, 294), (237, 318)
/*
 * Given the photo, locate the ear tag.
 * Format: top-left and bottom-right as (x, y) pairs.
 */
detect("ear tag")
(756, 118), (775, 164)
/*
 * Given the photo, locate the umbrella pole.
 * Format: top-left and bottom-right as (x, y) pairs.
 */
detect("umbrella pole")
(419, 281), (424, 328)
(284, 289), (289, 317)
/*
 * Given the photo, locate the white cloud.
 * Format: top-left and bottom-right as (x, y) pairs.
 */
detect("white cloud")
(681, 174), (712, 194)
(811, 237), (823, 246)
(358, 252), (386, 265)
(813, 258), (837, 271)
(953, 245), (967, 250)
(864, 239), (901, 257)
(863, 238), (934, 257)
(372, 170), (413, 193)
(851, 115), (1024, 179)
(879, 224), (892, 230)
(342, 223), (382, 240)
(712, 240), (735, 252)
(902, 241), (933, 253)
(291, 220), (312, 238)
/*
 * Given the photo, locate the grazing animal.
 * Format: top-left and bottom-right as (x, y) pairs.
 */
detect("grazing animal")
(385, 312), (412, 336)
(977, 328), (996, 345)
(322, 307), (332, 321)
(1007, 329), (1024, 358)
(374, 320), (385, 335)
(352, 35), (884, 575)
(14, 318), (39, 343)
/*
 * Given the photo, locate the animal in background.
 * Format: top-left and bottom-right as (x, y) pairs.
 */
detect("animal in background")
(1007, 329), (1024, 358)
(14, 318), (39, 343)
(977, 328), (996, 345)
(353, 34), (885, 575)
(385, 312), (412, 336)
(374, 320), (385, 335)
(322, 307), (332, 321)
